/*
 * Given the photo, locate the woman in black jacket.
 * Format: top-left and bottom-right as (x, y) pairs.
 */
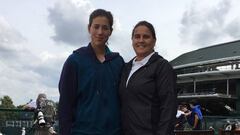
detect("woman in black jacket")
(119, 21), (177, 135)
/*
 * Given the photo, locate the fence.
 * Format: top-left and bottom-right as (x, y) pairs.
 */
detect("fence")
(218, 129), (240, 135)
(203, 116), (240, 135)
(1, 108), (240, 135)
(174, 130), (240, 135)
(0, 108), (35, 135)
(175, 130), (215, 135)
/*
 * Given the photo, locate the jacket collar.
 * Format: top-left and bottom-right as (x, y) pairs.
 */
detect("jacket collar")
(73, 43), (120, 62)
(145, 52), (163, 66)
(127, 52), (163, 67)
(124, 52), (163, 76)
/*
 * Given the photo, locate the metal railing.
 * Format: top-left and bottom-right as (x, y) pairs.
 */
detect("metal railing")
(218, 129), (240, 135)
(1, 108), (240, 135)
(0, 108), (35, 135)
(175, 130), (215, 135)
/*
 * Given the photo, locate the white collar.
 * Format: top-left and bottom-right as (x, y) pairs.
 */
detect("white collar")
(133, 52), (155, 66)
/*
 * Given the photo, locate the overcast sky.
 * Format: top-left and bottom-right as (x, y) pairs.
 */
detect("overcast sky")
(1, 0), (240, 106)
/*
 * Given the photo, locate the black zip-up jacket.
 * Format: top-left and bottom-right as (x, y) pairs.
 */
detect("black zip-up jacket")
(119, 52), (177, 135)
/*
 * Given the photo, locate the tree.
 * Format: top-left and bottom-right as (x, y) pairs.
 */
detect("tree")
(55, 101), (59, 120)
(0, 95), (15, 108)
(0, 95), (16, 121)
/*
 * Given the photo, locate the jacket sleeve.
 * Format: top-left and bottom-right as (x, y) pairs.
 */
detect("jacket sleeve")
(156, 61), (177, 135)
(58, 57), (78, 135)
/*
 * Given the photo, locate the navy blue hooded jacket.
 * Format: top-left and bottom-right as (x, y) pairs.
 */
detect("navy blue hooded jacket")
(58, 43), (124, 135)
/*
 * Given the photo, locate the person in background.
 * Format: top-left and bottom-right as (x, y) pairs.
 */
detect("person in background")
(186, 100), (203, 130)
(58, 9), (124, 135)
(23, 93), (57, 135)
(119, 20), (177, 135)
(175, 105), (187, 130)
(21, 127), (26, 135)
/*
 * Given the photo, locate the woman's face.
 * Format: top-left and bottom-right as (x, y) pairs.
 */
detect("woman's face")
(132, 25), (156, 59)
(88, 16), (112, 47)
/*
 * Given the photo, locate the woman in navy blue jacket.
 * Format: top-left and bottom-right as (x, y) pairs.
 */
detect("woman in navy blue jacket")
(119, 21), (177, 135)
(58, 9), (124, 135)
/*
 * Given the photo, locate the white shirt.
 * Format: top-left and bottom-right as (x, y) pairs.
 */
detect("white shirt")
(176, 110), (185, 118)
(126, 52), (155, 86)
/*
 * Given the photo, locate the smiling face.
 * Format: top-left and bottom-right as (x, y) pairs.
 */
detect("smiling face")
(132, 25), (156, 60)
(88, 16), (112, 48)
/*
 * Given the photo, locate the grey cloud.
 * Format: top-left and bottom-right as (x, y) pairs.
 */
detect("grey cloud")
(109, 30), (134, 62)
(0, 17), (26, 59)
(0, 23), (25, 45)
(179, 0), (240, 47)
(0, 17), (62, 105)
(207, 0), (230, 26)
(30, 57), (63, 88)
(194, 28), (219, 46)
(0, 45), (18, 59)
(0, 17), (29, 64)
(0, 47), (61, 89)
(0, 47), (62, 105)
(225, 19), (240, 38)
(48, 0), (91, 46)
(47, 0), (133, 61)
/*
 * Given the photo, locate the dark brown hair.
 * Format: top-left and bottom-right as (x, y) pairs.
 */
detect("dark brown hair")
(132, 20), (156, 39)
(88, 9), (113, 32)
